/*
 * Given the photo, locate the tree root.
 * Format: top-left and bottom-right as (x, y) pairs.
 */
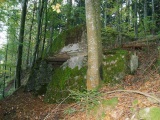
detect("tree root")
(104, 90), (160, 103)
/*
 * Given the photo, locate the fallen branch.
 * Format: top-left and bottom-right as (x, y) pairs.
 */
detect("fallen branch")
(43, 95), (70, 120)
(104, 89), (160, 103)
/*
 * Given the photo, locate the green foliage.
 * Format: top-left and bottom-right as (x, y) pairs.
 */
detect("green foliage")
(48, 30), (66, 55)
(102, 26), (118, 48)
(103, 49), (128, 84)
(70, 90), (102, 110)
(44, 66), (87, 103)
(102, 27), (135, 48)
(61, 3), (85, 28)
(64, 90), (118, 119)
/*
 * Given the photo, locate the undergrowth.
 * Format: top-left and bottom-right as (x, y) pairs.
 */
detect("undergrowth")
(69, 90), (102, 111)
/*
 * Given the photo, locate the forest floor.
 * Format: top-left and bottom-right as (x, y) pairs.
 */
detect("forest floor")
(1, 45), (160, 120)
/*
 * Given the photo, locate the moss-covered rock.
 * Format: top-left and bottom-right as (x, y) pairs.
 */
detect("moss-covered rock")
(103, 49), (128, 84)
(47, 24), (86, 56)
(25, 60), (53, 94)
(44, 66), (87, 103)
(45, 49), (128, 103)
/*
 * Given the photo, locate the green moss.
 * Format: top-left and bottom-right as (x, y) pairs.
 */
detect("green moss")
(47, 24), (85, 56)
(102, 97), (118, 107)
(44, 66), (87, 103)
(138, 107), (160, 120)
(91, 97), (118, 112)
(131, 99), (139, 112)
(103, 49), (128, 84)
(90, 97), (118, 120)
(132, 99), (138, 106)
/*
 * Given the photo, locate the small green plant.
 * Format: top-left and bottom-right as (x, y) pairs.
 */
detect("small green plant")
(67, 90), (118, 119)
(69, 90), (102, 111)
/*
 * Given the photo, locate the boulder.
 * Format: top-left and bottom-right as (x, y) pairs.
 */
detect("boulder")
(25, 60), (53, 94)
(103, 49), (128, 83)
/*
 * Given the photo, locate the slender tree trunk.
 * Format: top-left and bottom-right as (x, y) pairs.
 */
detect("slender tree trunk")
(48, 13), (54, 52)
(15, 0), (28, 89)
(120, 0), (123, 44)
(85, 0), (102, 90)
(104, 0), (107, 28)
(26, 2), (36, 68)
(134, 0), (138, 39)
(66, 0), (72, 28)
(143, 0), (147, 36)
(32, 0), (44, 67)
(41, 0), (48, 58)
(126, 0), (130, 32)
(116, 0), (121, 45)
(3, 42), (8, 98)
(152, 0), (155, 35)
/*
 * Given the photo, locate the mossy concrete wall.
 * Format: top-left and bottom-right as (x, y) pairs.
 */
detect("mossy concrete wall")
(45, 49), (128, 103)
(25, 25), (86, 93)
(44, 67), (87, 103)
(46, 25), (86, 56)
(26, 25), (129, 103)
(25, 59), (53, 94)
(103, 49), (128, 84)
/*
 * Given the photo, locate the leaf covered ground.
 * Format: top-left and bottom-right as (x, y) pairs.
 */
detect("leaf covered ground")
(1, 46), (160, 120)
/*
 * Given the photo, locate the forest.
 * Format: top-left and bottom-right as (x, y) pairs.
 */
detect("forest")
(0, 0), (160, 119)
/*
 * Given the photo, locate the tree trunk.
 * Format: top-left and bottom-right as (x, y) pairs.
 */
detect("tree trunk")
(143, 0), (147, 36)
(15, 0), (28, 89)
(66, 0), (73, 28)
(85, 0), (102, 90)
(116, 0), (121, 45)
(32, 0), (44, 68)
(134, 0), (138, 39)
(26, 2), (36, 68)
(126, 0), (130, 32)
(152, 0), (155, 35)
(41, 0), (48, 58)
(3, 42), (8, 98)
(104, 0), (107, 27)
(48, 13), (54, 52)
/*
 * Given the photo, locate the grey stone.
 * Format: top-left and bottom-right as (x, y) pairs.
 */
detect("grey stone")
(130, 52), (138, 73)
(62, 55), (87, 70)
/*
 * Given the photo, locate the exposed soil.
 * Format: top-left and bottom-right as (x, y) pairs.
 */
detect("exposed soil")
(1, 45), (160, 120)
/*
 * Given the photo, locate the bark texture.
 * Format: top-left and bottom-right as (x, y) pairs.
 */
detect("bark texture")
(85, 0), (102, 90)
(15, 0), (28, 89)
